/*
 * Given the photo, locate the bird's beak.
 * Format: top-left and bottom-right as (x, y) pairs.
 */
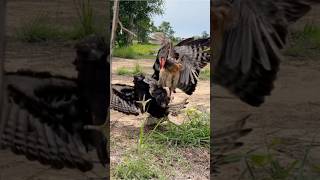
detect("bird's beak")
(160, 57), (166, 69)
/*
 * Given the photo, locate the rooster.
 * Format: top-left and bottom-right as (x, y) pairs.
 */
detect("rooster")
(0, 35), (109, 171)
(151, 33), (211, 99)
(212, 0), (320, 106)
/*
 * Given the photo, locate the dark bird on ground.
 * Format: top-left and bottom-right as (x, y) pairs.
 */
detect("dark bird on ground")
(151, 33), (211, 98)
(111, 74), (188, 119)
(0, 35), (109, 171)
(212, 0), (320, 106)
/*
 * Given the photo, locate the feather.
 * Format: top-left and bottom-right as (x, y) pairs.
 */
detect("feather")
(212, 0), (320, 106)
(0, 35), (109, 171)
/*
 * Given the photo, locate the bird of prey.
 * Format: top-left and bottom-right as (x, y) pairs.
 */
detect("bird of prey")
(111, 74), (188, 118)
(0, 35), (109, 171)
(151, 33), (211, 99)
(212, 0), (320, 106)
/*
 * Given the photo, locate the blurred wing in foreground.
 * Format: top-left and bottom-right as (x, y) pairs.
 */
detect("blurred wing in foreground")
(0, 35), (110, 172)
(212, 0), (319, 106)
(0, 71), (94, 171)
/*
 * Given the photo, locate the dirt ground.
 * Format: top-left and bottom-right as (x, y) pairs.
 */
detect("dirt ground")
(214, 58), (320, 179)
(110, 58), (210, 179)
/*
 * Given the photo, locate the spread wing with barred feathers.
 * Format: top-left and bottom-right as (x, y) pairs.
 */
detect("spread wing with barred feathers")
(212, 0), (320, 106)
(111, 84), (140, 115)
(175, 38), (211, 95)
(152, 37), (211, 95)
(111, 75), (172, 118)
(0, 71), (98, 171)
(212, 115), (252, 174)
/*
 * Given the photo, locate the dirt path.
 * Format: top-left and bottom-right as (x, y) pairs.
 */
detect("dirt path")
(111, 57), (210, 179)
(214, 59), (320, 179)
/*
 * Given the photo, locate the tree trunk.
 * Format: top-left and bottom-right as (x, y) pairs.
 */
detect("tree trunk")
(110, 0), (119, 52)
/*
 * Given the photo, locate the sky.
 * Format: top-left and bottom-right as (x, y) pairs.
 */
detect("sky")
(152, 0), (210, 38)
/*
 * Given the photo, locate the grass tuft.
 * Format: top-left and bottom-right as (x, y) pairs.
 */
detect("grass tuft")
(284, 23), (320, 58)
(15, 0), (104, 43)
(148, 107), (210, 147)
(115, 155), (162, 179)
(199, 68), (210, 80)
(15, 15), (65, 42)
(113, 143), (186, 179)
(112, 107), (208, 179)
(116, 63), (144, 76)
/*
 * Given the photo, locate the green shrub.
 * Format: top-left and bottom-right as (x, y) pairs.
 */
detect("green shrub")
(113, 46), (136, 59)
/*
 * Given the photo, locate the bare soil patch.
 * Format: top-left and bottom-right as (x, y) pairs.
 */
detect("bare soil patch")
(214, 59), (320, 179)
(111, 57), (210, 179)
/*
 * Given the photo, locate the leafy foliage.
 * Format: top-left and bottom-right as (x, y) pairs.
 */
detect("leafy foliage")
(115, 0), (164, 46)
(156, 21), (175, 40)
(201, 31), (209, 38)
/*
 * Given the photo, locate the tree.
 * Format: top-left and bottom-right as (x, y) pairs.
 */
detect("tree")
(115, 0), (164, 46)
(157, 21), (175, 40)
(201, 31), (209, 38)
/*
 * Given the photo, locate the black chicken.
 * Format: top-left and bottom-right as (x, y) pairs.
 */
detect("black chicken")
(212, 0), (320, 106)
(111, 74), (187, 118)
(151, 33), (211, 97)
(0, 35), (109, 171)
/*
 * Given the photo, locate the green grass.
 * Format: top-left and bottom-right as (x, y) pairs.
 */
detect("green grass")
(148, 107), (210, 148)
(284, 23), (320, 58)
(199, 68), (210, 80)
(15, 0), (105, 43)
(115, 154), (163, 179)
(112, 107), (209, 179)
(238, 138), (320, 180)
(113, 46), (136, 59)
(116, 63), (144, 76)
(113, 43), (160, 59)
(243, 153), (299, 179)
(113, 143), (186, 179)
(15, 15), (66, 42)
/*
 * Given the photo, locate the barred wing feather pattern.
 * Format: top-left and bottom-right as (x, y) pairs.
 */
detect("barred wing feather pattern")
(111, 84), (140, 115)
(152, 37), (211, 95)
(0, 71), (99, 171)
(212, 0), (320, 106)
(111, 75), (170, 118)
